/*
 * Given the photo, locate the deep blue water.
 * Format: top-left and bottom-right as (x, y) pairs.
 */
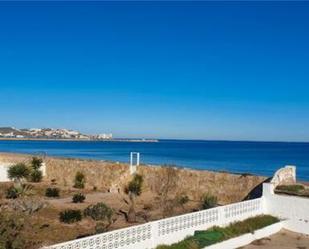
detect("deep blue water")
(0, 140), (308, 180)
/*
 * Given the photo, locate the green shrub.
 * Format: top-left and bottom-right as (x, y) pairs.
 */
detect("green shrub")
(45, 187), (60, 197)
(276, 184), (305, 193)
(156, 239), (199, 249)
(6, 186), (19, 199)
(201, 194), (217, 210)
(228, 215), (280, 236)
(72, 193), (86, 203)
(74, 171), (85, 189)
(95, 222), (109, 234)
(29, 169), (43, 182)
(125, 174), (143, 196)
(59, 209), (82, 223)
(84, 202), (113, 222)
(125, 174), (143, 222)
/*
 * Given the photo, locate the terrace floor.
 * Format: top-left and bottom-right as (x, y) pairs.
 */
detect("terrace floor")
(243, 229), (309, 249)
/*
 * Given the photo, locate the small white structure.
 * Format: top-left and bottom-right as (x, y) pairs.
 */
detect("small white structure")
(0, 162), (14, 182)
(130, 152), (140, 175)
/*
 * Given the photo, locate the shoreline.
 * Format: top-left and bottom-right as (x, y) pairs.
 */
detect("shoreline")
(0, 137), (159, 142)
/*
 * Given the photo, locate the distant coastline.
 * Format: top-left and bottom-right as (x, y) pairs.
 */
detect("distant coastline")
(0, 137), (159, 142)
(0, 126), (158, 142)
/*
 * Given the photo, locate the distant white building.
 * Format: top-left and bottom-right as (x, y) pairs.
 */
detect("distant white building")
(30, 128), (42, 132)
(97, 133), (113, 139)
(66, 130), (80, 136)
(79, 134), (89, 139)
(3, 132), (14, 137)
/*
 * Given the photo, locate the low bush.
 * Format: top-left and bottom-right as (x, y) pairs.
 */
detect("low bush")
(59, 209), (82, 223)
(74, 171), (86, 189)
(0, 211), (27, 249)
(6, 184), (34, 198)
(95, 222), (109, 234)
(201, 194), (217, 210)
(72, 193), (86, 203)
(84, 202), (113, 222)
(177, 195), (189, 208)
(29, 169), (43, 182)
(6, 186), (19, 199)
(11, 197), (46, 214)
(45, 187), (60, 197)
(276, 184), (305, 193)
(156, 215), (279, 249)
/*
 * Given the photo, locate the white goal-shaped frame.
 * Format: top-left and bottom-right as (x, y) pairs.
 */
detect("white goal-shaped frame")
(130, 152), (140, 175)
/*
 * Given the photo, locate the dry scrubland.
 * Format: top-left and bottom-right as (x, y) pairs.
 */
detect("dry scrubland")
(0, 152), (266, 248)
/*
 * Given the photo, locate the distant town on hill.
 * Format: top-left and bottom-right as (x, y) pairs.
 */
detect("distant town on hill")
(0, 127), (112, 140)
(0, 127), (158, 142)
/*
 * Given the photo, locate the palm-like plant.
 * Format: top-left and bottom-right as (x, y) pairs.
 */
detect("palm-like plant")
(7, 163), (30, 186)
(31, 157), (43, 170)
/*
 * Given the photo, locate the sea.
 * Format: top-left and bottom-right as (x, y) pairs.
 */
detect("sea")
(0, 139), (308, 181)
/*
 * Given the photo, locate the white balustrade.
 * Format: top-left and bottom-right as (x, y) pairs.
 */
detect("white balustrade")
(45, 198), (264, 249)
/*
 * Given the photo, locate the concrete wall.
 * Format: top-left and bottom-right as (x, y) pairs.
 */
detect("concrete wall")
(263, 182), (309, 235)
(262, 165), (309, 235)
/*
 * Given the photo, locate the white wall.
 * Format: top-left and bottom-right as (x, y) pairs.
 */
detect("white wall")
(0, 162), (13, 181)
(263, 182), (309, 235)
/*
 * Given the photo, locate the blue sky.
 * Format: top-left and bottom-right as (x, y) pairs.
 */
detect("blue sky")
(0, 1), (309, 141)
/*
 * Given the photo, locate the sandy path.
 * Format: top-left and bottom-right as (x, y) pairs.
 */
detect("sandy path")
(243, 229), (309, 249)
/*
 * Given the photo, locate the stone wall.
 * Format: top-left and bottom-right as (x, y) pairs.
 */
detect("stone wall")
(138, 165), (265, 203)
(0, 152), (266, 204)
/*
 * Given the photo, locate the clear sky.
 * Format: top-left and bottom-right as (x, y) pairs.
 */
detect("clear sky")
(0, 1), (308, 141)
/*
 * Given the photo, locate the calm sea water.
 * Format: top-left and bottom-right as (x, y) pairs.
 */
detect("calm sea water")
(0, 140), (308, 180)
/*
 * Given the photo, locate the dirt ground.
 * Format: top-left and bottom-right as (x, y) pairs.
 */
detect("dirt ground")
(0, 181), (202, 247)
(243, 229), (309, 249)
